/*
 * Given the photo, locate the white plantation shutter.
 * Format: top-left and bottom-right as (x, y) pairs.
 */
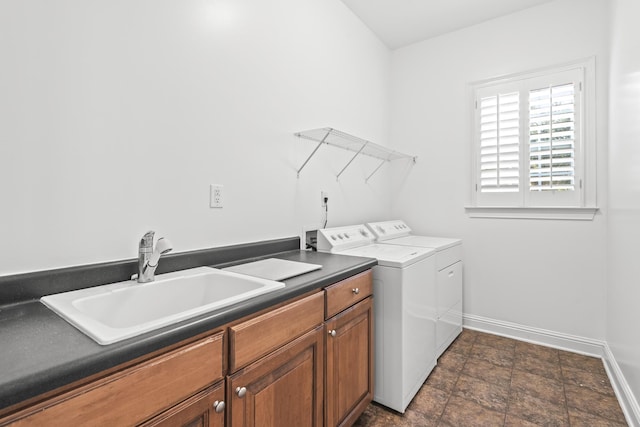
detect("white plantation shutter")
(479, 92), (520, 193)
(529, 83), (576, 192)
(472, 65), (585, 209)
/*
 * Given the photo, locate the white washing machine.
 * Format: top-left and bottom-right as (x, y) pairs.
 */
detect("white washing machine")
(366, 220), (463, 359)
(316, 225), (437, 413)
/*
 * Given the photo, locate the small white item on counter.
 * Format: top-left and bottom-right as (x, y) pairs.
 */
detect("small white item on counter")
(223, 258), (322, 281)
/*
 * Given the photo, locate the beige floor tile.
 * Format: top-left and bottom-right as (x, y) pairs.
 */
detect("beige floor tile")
(447, 335), (474, 356)
(561, 364), (616, 397)
(568, 406), (628, 426)
(439, 395), (506, 426)
(513, 351), (563, 381)
(453, 374), (510, 412)
(558, 350), (607, 376)
(354, 329), (627, 427)
(425, 365), (460, 394)
(507, 389), (569, 426)
(514, 340), (560, 365)
(462, 357), (512, 388)
(565, 383), (627, 424)
(510, 369), (566, 404)
(470, 343), (515, 368)
(437, 350), (468, 373)
(456, 328), (480, 343)
(406, 384), (449, 421)
(503, 414), (541, 427)
(475, 332), (517, 351)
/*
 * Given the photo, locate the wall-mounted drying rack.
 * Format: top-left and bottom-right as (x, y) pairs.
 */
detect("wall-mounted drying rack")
(294, 127), (416, 182)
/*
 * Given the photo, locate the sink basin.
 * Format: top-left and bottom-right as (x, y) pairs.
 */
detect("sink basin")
(40, 267), (285, 345)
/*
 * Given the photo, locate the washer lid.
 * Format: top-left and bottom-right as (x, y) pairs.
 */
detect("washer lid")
(384, 235), (461, 251)
(338, 243), (434, 268)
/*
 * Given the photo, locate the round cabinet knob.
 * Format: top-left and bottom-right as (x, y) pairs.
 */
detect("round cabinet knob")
(328, 329), (337, 337)
(213, 400), (225, 413)
(236, 386), (247, 398)
(352, 288), (360, 295)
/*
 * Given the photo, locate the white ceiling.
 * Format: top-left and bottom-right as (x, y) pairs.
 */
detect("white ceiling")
(340, 0), (556, 49)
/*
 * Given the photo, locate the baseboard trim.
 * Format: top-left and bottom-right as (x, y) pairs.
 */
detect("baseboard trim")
(463, 314), (639, 427)
(603, 343), (640, 427)
(463, 314), (605, 356)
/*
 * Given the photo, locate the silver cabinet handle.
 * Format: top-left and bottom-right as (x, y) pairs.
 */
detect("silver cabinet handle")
(236, 386), (247, 398)
(213, 400), (225, 413)
(328, 329), (336, 337)
(352, 288), (360, 295)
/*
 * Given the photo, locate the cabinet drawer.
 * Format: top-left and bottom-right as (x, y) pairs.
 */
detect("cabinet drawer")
(2, 332), (224, 427)
(325, 270), (373, 319)
(228, 291), (324, 372)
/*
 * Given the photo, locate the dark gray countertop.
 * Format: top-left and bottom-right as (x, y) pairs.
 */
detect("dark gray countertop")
(0, 248), (376, 412)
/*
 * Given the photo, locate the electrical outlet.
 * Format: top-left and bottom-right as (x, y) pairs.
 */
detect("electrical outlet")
(210, 184), (224, 208)
(321, 191), (329, 207)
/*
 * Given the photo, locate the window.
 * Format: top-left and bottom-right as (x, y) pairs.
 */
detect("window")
(468, 60), (597, 220)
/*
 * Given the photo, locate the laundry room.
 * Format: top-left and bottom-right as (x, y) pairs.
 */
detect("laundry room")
(0, 0), (638, 426)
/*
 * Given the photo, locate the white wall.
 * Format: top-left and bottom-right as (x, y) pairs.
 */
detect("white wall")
(389, 0), (610, 340)
(607, 0), (640, 410)
(2, 0), (637, 408)
(0, 0), (392, 275)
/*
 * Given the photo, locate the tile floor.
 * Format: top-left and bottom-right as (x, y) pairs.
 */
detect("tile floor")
(354, 328), (628, 426)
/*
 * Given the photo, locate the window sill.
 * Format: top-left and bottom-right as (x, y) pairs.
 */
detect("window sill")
(464, 206), (599, 221)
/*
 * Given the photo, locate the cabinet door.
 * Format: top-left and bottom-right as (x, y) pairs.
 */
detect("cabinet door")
(325, 297), (374, 427)
(227, 326), (324, 427)
(140, 381), (225, 427)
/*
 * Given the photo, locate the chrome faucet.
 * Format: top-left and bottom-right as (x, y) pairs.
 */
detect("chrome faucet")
(138, 231), (173, 283)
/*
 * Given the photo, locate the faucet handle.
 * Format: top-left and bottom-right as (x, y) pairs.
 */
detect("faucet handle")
(140, 231), (155, 250)
(147, 238), (173, 267)
(137, 231), (172, 283)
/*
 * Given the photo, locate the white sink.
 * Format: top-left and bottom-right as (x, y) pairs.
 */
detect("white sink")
(41, 267), (285, 345)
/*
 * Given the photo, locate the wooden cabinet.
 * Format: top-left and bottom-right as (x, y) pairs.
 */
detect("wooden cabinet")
(227, 292), (325, 427)
(324, 271), (374, 427)
(227, 326), (324, 427)
(324, 270), (372, 319)
(141, 381), (225, 427)
(228, 292), (325, 372)
(0, 332), (225, 427)
(0, 269), (374, 427)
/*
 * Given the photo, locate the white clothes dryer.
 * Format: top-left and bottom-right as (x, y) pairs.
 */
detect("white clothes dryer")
(317, 225), (437, 413)
(366, 220), (463, 358)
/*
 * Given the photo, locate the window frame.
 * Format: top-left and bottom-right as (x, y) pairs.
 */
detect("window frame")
(466, 58), (598, 220)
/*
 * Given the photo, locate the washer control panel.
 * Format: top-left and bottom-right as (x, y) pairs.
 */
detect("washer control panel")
(366, 220), (412, 241)
(316, 225), (373, 252)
